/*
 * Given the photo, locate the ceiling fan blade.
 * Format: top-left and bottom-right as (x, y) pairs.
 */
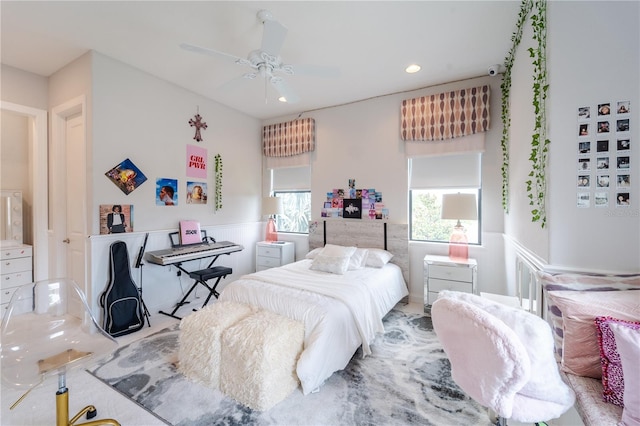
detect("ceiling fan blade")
(270, 76), (300, 104)
(261, 19), (288, 56)
(180, 43), (246, 65)
(289, 64), (341, 78)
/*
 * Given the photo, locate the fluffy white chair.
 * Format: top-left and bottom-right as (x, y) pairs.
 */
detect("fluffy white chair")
(220, 309), (304, 411)
(178, 301), (257, 388)
(431, 290), (575, 425)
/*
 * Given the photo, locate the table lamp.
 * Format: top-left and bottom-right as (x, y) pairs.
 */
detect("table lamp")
(262, 196), (283, 242)
(441, 193), (477, 261)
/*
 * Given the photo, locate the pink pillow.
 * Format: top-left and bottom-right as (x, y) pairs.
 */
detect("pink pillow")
(609, 322), (640, 426)
(595, 317), (640, 406)
(546, 290), (640, 378)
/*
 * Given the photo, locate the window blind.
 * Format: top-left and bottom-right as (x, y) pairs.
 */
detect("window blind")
(409, 153), (481, 189)
(272, 166), (311, 191)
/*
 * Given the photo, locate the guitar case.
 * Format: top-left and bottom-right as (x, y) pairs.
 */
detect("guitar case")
(99, 240), (144, 337)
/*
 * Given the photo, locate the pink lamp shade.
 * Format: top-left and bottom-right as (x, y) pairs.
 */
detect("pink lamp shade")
(262, 197), (283, 242)
(441, 193), (477, 261)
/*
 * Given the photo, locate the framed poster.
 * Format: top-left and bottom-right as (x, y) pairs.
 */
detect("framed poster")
(343, 198), (362, 219)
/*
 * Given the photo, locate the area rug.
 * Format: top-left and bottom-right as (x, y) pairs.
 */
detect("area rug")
(88, 310), (491, 426)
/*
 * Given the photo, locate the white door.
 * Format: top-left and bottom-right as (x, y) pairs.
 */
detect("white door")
(63, 114), (87, 310)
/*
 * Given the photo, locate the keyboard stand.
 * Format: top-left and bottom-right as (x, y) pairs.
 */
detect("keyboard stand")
(159, 254), (230, 320)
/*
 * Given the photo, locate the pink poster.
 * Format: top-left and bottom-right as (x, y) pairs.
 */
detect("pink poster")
(186, 145), (207, 178)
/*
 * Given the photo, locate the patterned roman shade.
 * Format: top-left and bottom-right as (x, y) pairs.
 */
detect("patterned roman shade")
(401, 85), (490, 141)
(263, 118), (316, 157)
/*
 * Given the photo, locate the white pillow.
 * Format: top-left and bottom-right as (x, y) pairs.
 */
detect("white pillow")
(348, 248), (369, 270)
(365, 248), (394, 268)
(310, 254), (351, 274)
(309, 244), (356, 275)
(305, 247), (322, 259)
(320, 244), (357, 257)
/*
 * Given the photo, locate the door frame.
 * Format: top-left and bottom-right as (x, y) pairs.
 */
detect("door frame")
(50, 96), (87, 287)
(0, 101), (48, 281)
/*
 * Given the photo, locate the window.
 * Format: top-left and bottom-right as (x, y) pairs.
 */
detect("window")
(271, 166), (311, 234)
(409, 153), (481, 244)
(410, 188), (480, 243)
(273, 190), (311, 234)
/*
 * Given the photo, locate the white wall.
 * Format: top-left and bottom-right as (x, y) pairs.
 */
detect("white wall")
(0, 64), (48, 110)
(90, 53), (263, 233)
(266, 75), (508, 302)
(505, 1), (639, 273)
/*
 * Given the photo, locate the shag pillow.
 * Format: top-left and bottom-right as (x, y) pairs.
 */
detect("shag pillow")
(545, 290), (640, 378)
(309, 244), (356, 275)
(609, 322), (640, 425)
(596, 317), (640, 406)
(365, 248), (394, 268)
(539, 271), (640, 361)
(348, 248), (369, 270)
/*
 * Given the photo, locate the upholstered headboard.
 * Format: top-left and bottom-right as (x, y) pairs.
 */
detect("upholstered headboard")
(308, 220), (409, 283)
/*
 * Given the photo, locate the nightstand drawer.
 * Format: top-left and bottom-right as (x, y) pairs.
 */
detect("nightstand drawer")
(257, 245), (282, 258)
(257, 255), (282, 268)
(429, 278), (473, 293)
(428, 265), (473, 282)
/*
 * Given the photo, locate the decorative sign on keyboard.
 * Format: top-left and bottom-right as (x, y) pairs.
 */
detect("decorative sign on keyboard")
(146, 241), (242, 265)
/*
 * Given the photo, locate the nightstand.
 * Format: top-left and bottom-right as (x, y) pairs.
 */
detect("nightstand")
(256, 241), (295, 272)
(424, 254), (477, 312)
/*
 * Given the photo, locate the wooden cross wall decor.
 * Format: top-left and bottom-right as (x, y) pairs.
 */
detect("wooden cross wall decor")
(189, 112), (208, 142)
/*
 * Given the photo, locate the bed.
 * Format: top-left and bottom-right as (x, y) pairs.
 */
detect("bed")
(219, 221), (409, 395)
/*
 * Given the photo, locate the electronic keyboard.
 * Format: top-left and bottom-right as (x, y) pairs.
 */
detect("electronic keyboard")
(146, 241), (243, 265)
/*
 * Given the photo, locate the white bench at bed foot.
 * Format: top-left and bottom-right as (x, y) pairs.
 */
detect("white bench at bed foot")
(178, 301), (257, 388)
(220, 309), (304, 411)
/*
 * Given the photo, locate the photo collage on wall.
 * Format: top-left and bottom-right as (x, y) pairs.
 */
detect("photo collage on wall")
(576, 100), (631, 208)
(321, 179), (388, 219)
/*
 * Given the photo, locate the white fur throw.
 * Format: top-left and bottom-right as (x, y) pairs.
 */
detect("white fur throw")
(433, 291), (575, 423)
(220, 309), (304, 411)
(178, 301), (257, 388)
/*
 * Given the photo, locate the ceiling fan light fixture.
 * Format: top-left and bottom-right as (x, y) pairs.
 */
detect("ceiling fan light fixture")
(405, 64), (421, 74)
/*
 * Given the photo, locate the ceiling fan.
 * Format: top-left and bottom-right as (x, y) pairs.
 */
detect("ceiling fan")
(180, 9), (339, 104)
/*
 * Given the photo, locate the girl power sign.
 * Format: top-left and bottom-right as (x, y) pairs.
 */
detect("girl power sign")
(186, 145), (207, 179)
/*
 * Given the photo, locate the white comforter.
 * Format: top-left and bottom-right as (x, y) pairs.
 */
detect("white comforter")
(219, 259), (408, 394)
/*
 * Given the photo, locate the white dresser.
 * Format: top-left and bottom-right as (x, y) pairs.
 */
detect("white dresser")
(424, 254), (477, 312)
(1, 244), (33, 310)
(256, 241), (295, 272)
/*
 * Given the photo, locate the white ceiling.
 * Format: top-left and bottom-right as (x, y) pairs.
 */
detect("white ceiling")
(1, 1), (519, 120)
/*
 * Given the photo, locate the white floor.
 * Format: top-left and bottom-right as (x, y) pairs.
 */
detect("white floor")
(0, 302), (584, 426)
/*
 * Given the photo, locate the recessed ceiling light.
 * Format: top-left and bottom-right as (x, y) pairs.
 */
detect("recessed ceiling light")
(405, 64), (421, 74)
(278, 96), (287, 102)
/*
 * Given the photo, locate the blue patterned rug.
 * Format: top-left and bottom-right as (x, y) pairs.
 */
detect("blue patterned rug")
(88, 310), (491, 425)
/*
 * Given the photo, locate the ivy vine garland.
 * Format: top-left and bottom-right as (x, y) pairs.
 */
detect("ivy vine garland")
(214, 154), (223, 211)
(500, 0), (549, 228)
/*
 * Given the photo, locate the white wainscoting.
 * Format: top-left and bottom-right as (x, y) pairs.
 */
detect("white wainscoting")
(88, 222), (263, 322)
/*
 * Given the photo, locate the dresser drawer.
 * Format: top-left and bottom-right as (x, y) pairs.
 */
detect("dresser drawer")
(1, 246), (33, 260)
(1, 271), (32, 289)
(1, 257), (32, 274)
(257, 255), (282, 268)
(428, 278), (473, 293)
(257, 245), (282, 259)
(428, 265), (473, 282)
(1, 285), (20, 305)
